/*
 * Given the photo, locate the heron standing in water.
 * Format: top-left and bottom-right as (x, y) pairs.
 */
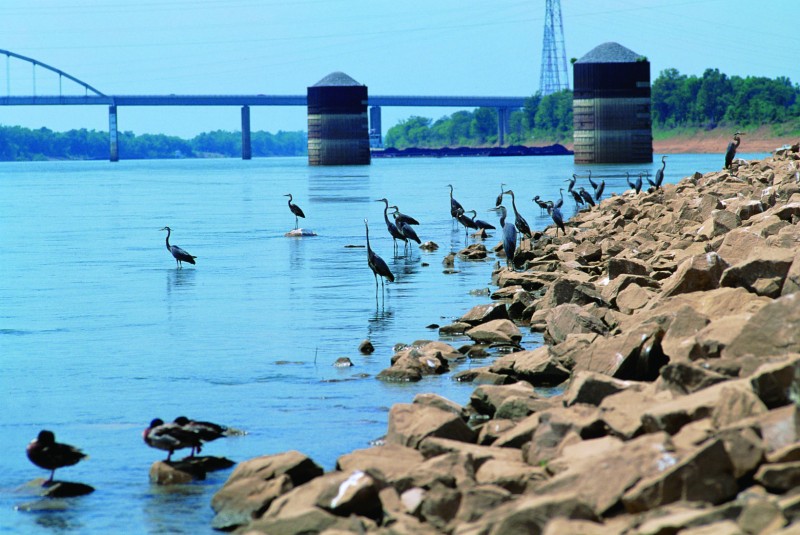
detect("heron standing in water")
(284, 193), (305, 229)
(489, 205), (516, 270)
(448, 184), (464, 225)
(364, 219), (394, 291)
(725, 132), (744, 169)
(160, 227), (196, 268)
(375, 198), (406, 252)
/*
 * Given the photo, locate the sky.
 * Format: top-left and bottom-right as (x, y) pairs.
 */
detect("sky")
(0, 0), (797, 139)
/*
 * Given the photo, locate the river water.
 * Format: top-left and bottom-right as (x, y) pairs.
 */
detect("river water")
(0, 151), (765, 533)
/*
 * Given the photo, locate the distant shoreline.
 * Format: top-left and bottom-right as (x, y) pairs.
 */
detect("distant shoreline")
(371, 144), (572, 158)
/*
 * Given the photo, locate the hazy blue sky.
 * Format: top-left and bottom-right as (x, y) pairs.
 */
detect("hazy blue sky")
(0, 0), (796, 138)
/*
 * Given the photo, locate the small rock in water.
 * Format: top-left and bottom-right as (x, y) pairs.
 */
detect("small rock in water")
(426, 323), (440, 329)
(420, 241), (439, 251)
(284, 228), (317, 237)
(358, 339), (375, 354)
(334, 357), (354, 367)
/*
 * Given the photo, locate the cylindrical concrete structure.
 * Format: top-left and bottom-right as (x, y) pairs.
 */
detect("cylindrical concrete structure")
(573, 42), (652, 164)
(307, 72), (370, 166)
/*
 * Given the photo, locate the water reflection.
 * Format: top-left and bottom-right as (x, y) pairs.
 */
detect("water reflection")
(143, 484), (206, 534)
(165, 268), (196, 293)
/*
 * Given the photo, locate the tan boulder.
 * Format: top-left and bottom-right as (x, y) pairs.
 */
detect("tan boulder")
(336, 443), (424, 484)
(615, 283), (654, 313)
(417, 437), (522, 465)
(697, 209), (741, 239)
(453, 484), (513, 525)
(475, 458), (547, 494)
(607, 257), (650, 279)
(660, 252), (729, 298)
(459, 302), (509, 325)
(544, 303), (608, 345)
(386, 403), (476, 448)
(466, 319), (522, 345)
(467, 380), (539, 417)
(719, 246), (795, 297)
(716, 227), (768, 265)
(754, 461), (800, 493)
(781, 250), (800, 295)
(622, 438), (737, 513)
(724, 293), (800, 359)
(563, 371), (646, 407)
(244, 505), (372, 535)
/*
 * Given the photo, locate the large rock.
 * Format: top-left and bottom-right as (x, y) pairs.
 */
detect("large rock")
(622, 438), (737, 512)
(466, 319), (522, 345)
(660, 253), (729, 298)
(544, 303), (608, 345)
(386, 403), (476, 448)
(607, 257), (650, 279)
(716, 227), (768, 266)
(697, 209), (741, 239)
(719, 246), (795, 297)
(563, 371), (646, 407)
(211, 451), (323, 530)
(336, 443), (424, 484)
(459, 303), (509, 325)
(724, 293), (800, 359)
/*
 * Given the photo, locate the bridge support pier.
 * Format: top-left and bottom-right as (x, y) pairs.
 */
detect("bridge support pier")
(109, 105), (119, 162)
(241, 105), (251, 160)
(369, 106), (382, 148)
(496, 107), (510, 146)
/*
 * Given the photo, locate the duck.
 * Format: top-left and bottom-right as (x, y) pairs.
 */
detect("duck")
(26, 430), (87, 484)
(143, 418), (201, 461)
(173, 416), (229, 452)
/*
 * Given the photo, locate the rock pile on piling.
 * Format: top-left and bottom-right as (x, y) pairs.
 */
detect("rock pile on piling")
(211, 145), (800, 534)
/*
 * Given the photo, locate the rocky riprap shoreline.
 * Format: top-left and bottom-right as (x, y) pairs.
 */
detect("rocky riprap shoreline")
(209, 145), (800, 534)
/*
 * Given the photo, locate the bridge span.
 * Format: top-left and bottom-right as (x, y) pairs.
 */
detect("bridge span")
(0, 48), (527, 160)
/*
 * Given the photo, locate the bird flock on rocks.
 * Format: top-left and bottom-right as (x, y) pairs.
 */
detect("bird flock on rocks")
(31, 135), (745, 488)
(160, 134), (749, 288)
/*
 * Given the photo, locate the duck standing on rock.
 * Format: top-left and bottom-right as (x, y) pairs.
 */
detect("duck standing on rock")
(173, 416), (230, 454)
(143, 418), (202, 461)
(27, 430), (87, 484)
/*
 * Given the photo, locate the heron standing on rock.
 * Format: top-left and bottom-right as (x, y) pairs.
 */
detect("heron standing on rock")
(284, 193), (305, 229)
(725, 132), (744, 169)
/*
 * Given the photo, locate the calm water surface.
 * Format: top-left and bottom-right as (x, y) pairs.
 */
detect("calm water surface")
(0, 152), (765, 533)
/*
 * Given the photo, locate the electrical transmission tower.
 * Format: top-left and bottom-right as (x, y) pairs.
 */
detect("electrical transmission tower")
(539, 0), (569, 95)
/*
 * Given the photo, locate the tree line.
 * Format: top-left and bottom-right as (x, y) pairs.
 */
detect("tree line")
(0, 126), (307, 161)
(385, 69), (800, 148)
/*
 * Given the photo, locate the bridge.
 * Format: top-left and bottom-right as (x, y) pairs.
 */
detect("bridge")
(0, 49), (527, 161)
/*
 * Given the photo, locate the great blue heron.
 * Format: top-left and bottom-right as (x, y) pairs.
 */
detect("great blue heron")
(468, 209), (496, 231)
(283, 193), (305, 229)
(594, 179), (605, 202)
(143, 418), (202, 462)
(566, 174), (577, 192)
(550, 205), (566, 237)
(364, 219), (395, 290)
(554, 188), (565, 209)
(587, 170), (597, 190)
(495, 183), (506, 207)
(578, 187), (595, 207)
(376, 198), (406, 251)
(26, 430), (87, 484)
(635, 172), (643, 194)
(455, 207), (479, 238)
(448, 184), (464, 224)
(501, 189), (532, 242)
(654, 155), (668, 188)
(490, 205), (516, 270)
(725, 132), (744, 169)
(533, 195), (550, 215)
(391, 205), (420, 226)
(160, 227), (196, 268)
(391, 206), (421, 250)
(570, 188), (584, 209)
